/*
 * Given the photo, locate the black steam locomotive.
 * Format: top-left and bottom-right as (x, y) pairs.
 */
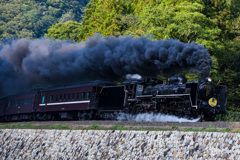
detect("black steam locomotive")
(120, 76), (227, 121)
(0, 76), (227, 122)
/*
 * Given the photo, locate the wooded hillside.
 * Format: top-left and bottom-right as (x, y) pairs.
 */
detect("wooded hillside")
(0, 0), (89, 40)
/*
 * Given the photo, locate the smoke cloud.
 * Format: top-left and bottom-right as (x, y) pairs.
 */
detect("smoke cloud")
(0, 34), (213, 96)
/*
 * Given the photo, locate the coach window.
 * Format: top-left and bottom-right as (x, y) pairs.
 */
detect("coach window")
(50, 95), (53, 102)
(76, 92), (79, 99)
(56, 95), (58, 101)
(42, 96), (45, 103)
(64, 94), (66, 101)
(68, 94), (70, 100)
(72, 93), (75, 100)
(60, 94), (62, 101)
(8, 101), (11, 108)
(87, 92), (91, 99)
(81, 92), (85, 99)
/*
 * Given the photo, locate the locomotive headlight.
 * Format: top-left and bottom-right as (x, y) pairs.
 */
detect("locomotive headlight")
(206, 77), (212, 82)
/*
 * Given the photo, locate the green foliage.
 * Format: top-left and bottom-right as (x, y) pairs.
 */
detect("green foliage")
(221, 128), (232, 132)
(16, 123), (22, 127)
(45, 21), (82, 41)
(216, 38), (240, 110)
(25, 122), (32, 128)
(78, 0), (130, 40)
(91, 124), (100, 129)
(219, 111), (240, 121)
(51, 125), (70, 130)
(0, 0), (89, 40)
(140, 2), (222, 52)
(171, 125), (178, 129)
(109, 124), (124, 130)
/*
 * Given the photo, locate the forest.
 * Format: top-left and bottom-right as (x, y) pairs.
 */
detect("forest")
(1, 0), (240, 110)
(0, 0), (89, 40)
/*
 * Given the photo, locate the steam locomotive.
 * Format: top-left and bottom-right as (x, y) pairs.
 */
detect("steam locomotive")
(0, 76), (227, 122)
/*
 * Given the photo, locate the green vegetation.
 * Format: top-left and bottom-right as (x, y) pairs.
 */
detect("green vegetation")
(109, 124), (125, 130)
(50, 125), (70, 130)
(45, 21), (82, 41)
(3, 122), (33, 129)
(217, 111), (240, 121)
(0, 0), (89, 40)
(0, 123), (239, 133)
(91, 124), (100, 129)
(172, 125), (179, 129)
(183, 125), (231, 133)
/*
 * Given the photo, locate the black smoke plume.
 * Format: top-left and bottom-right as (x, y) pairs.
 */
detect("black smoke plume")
(0, 35), (213, 96)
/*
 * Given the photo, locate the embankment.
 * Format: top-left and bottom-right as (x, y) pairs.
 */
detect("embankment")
(1, 129), (240, 159)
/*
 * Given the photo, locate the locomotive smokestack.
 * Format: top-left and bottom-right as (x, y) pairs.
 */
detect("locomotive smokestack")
(0, 35), (213, 96)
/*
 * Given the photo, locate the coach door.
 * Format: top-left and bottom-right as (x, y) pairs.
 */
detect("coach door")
(39, 92), (48, 112)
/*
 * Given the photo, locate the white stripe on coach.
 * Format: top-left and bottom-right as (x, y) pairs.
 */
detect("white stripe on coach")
(39, 100), (90, 106)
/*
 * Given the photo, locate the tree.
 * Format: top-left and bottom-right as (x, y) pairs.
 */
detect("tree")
(78, 0), (130, 40)
(45, 21), (82, 41)
(0, 0), (89, 40)
(140, 2), (223, 53)
(217, 38), (240, 110)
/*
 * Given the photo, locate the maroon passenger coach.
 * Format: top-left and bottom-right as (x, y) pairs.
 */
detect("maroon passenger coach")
(37, 81), (117, 120)
(4, 92), (37, 121)
(0, 80), (124, 121)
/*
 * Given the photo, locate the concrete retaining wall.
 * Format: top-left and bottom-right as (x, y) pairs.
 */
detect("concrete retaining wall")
(1, 129), (240, 159)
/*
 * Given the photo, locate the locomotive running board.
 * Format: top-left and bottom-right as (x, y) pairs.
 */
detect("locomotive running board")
(155, 94), (190, 98)
(136, 94), (190, 99)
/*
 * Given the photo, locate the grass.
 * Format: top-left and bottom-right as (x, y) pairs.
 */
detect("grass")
(0, 123), (239, 133)
(91, 124), (100, 129)
(51, 125), (70, 130)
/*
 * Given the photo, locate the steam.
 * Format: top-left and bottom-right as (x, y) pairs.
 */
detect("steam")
(126, 74), (142, 79)
(117, 113), (200, 122)
(0, 34), (213, 96)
